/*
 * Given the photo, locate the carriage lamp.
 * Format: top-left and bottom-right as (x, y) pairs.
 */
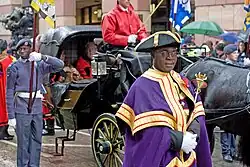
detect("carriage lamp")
(91, 54), (107, 76)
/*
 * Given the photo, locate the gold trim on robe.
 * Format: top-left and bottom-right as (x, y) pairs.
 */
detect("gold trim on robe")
(116, 104), (177, 135)
(116, 103), (135, 131)
(133, 111), (176, 134)
(143, 69), (197, 132)
(116, 68), (206, 167)
(166, 151), (196, 167)
(187, 101), (205, 127)
(170, 70), (195, 103)
(143, 69), (206, 131)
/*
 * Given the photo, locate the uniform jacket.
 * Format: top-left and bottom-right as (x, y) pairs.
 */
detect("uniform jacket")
(6, 55), (64, 119)
(101, 4), (148, 46)
(76, 57), (92, 79)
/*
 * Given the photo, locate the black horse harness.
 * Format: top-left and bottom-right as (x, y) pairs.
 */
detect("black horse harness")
(181, 58), (250, 124)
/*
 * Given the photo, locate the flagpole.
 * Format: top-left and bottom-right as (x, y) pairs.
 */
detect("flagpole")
(28, 1), (55, 112)
(171, 13), (177, 33)
(171, 0), (178, 33)
(28, 9), (38, 113)
(136, 0), (164, 34)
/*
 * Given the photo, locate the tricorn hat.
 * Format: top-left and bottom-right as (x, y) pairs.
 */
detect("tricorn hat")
(134, 31), (181, 52)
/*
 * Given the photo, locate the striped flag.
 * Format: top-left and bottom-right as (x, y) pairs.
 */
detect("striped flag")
(31, 0), (55, 28)
(244, 0), (250, 31)
(169, 0), (191, 31)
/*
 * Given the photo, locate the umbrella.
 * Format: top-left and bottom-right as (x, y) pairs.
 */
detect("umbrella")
(218, 32), (238, 44)
(180, 21), (224, 36)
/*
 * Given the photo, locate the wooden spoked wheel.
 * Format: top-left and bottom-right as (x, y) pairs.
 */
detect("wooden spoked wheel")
(92, 113), (124, 167)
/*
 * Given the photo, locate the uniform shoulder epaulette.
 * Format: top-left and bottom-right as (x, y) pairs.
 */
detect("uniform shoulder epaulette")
(6, 61), (18, 77)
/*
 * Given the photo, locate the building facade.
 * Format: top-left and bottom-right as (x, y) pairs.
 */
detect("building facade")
(195, 0), (246, 44)
(0, 0), (246, 43)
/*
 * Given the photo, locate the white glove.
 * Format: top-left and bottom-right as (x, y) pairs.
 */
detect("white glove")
(29, 52), (42, 62)
(8, 119), (16, 129)
(244, 58), (250, 66)
(181, 132), (197, 154)
(128, 34), (138, 43)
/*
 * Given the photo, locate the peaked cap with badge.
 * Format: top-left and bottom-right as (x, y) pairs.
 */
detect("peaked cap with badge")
(134, 31), (181, 52)
(15, 38), (32, 50)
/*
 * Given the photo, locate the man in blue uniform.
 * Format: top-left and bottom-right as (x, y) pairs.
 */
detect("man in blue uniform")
(6, 38), (64, 167)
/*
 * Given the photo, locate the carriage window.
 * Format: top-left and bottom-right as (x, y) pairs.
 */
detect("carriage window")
(151, 0), (169, 33)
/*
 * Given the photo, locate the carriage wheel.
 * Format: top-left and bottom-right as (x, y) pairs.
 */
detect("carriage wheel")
(92, 113), (124, 167)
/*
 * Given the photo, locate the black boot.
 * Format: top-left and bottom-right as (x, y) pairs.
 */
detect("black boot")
(43, 119), (55, 136)
(0, 125), (14, 140)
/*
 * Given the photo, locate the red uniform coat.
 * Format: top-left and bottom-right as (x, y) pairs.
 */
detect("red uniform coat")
(42, 95), (54, 120)
(0, 55), (15, 126)
(101, 4), (148, 46)
(76, 57), (92, 79)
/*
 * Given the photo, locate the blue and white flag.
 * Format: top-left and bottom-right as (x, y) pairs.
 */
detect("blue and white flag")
(244, 0), (250, 31)
(169, 0), (191, 31)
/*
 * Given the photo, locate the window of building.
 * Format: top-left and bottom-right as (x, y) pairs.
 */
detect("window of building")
(151, 0), (170, 33)
(82, 5), (102, 25)
(83, 8), (90, 24)
(92, 6), (102, 24)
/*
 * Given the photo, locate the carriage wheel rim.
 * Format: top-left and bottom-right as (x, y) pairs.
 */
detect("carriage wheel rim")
(92, 116), (124, 167)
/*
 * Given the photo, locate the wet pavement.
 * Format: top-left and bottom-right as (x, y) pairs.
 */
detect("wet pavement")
(0, 128), (96, 167)
(0, 127), (244, 167)
(212, 130), (241, 167)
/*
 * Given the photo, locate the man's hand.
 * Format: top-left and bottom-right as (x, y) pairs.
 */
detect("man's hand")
(128, 34), (138, 43)
(29, 52), (42, 62)
(8, 119), (16, 129)
(181, 131), (197, 154)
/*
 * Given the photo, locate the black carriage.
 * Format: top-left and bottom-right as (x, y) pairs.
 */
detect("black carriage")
(40, 25), (211, 166)
(40, 25), (152, 167)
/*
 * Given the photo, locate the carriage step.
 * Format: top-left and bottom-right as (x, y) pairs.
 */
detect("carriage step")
(54, 129), (76, 156)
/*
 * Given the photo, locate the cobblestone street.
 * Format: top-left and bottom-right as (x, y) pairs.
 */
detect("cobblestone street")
(0, 128), (243, 167)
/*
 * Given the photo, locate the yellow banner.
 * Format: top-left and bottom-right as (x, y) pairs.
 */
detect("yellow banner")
(31, 0), (55, 28)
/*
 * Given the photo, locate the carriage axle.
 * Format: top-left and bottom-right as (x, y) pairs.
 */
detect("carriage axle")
(98, 141), (112, 154)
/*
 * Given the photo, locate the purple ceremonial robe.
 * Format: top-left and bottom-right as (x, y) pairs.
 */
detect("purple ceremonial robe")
(116, 68), (212, 167)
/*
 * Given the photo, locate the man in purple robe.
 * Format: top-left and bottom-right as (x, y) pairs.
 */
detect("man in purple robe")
(115, 31), (212, 167)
